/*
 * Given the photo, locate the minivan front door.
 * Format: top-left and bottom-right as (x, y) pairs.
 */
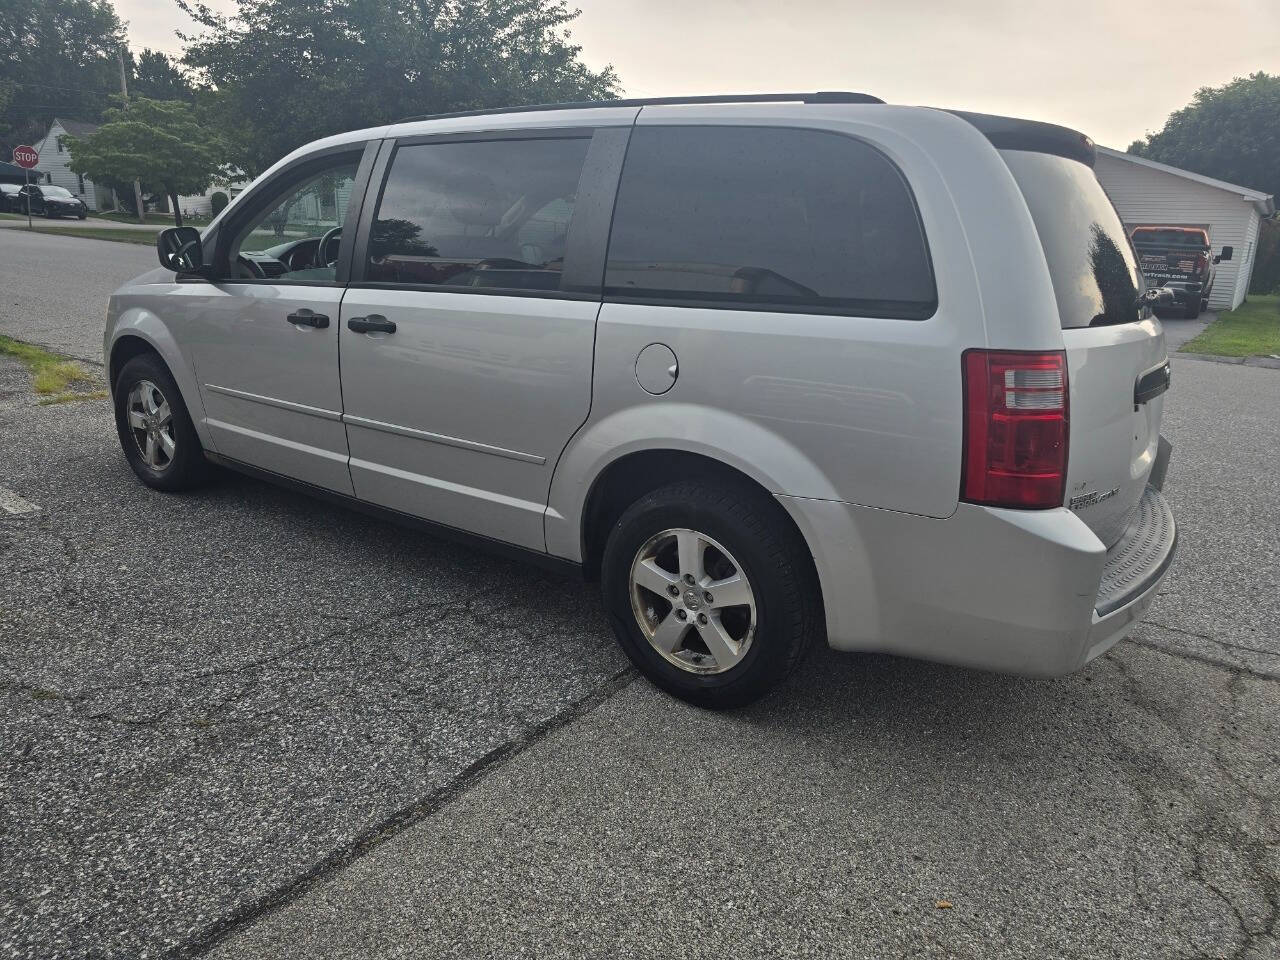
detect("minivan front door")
(338, 131), (623, 549)
(190, 151), (367, 494)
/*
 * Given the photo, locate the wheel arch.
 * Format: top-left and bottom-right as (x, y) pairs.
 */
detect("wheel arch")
(548, 405), (841, 575)
(106, 309), (213, 449)
(107, 334), (160, 391)
(578, 448), (792, 580)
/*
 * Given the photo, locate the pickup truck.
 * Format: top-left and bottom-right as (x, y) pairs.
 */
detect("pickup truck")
(1130, 226), (1233, 319)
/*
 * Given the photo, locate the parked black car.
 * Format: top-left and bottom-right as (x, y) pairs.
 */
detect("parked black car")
(18, 184), (88, 219)
(0, 182), (24, 213)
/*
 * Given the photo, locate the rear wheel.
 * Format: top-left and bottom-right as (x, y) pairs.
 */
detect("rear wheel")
(113, 353), (209, 491)
(601, 479), (822, 709)
(1183, 295), (1202, 319)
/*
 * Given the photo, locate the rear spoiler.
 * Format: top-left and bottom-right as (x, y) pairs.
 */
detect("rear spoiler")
(949, 110), (1096, 167)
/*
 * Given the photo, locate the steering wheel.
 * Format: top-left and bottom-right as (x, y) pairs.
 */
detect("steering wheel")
(236, 254), (267, 280)
(314, 226), (342, 269)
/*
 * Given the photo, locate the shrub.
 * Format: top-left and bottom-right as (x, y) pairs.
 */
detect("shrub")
(210, 191), (229, 216)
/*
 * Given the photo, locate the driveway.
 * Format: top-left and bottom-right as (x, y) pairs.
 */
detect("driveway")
(1, 229), (1277, 959)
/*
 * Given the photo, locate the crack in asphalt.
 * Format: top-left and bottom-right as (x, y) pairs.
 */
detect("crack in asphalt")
(1104, 652), (1278, 959)
(177, 665), (638, 960)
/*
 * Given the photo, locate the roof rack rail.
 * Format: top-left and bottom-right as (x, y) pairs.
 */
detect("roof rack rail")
(396, 91), (884, 124)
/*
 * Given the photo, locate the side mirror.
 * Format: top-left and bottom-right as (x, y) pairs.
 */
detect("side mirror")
(157, 226), (206, 276)
(1215, 245), (1233, 264)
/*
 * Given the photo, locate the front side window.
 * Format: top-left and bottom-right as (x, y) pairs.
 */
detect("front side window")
(229, 156), (360, 282)
(364, 137), (591, 292)
(604, 126), (936, 317)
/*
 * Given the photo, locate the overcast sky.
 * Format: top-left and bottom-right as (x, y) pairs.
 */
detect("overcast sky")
(113, 0), (1280, 148)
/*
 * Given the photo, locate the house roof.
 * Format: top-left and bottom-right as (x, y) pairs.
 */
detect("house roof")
(53, 118), (100, 138)
(1096, 146), (1275, 217)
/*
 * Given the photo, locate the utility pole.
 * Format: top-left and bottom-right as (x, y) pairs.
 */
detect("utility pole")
(117, 46), (146, 224)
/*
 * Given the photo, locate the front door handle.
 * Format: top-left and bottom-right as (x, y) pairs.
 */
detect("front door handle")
(348, 314), (397, 334)
(287, 309), (329, 328)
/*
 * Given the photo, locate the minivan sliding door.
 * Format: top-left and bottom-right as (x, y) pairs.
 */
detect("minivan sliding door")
(338, 127), (628, 549)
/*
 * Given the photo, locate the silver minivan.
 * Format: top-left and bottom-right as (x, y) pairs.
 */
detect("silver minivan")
(106, 93), (1177, 707)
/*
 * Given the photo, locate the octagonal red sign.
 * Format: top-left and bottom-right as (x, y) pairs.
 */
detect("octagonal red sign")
(12, 145), (39, 169)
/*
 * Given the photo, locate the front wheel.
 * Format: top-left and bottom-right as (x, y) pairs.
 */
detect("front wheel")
(113, 353), (209, 491)
(601, 479), (822, 709)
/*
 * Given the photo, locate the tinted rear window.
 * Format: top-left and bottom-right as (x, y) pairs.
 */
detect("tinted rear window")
(1002, 151), (1143, 329)
(604, 126), (936, 318)
(1131, 228), (1208, 248)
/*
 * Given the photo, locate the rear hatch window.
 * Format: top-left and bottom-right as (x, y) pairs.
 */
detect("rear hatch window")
(1001, 151), (1143, 329)
(1132, 228), (1208, 248)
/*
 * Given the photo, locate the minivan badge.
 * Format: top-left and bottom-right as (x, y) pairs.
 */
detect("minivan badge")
(1069, 487), (1120, 511)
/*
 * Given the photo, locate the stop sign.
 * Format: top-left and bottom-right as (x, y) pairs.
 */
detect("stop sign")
(12, 145), (38, 169)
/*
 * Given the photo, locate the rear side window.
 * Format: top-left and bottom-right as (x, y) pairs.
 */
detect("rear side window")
(365, 137), (590, 292)
(604, 126), (936, 318)
(1002, 150), (1143, 329)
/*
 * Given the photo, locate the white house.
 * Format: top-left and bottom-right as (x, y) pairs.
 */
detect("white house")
(30, 118), (113, 211)
(30, 117), (245, 220)
(1094, 147), (1275, 311)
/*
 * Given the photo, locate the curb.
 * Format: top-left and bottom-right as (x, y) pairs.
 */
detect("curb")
(1175, 351), (1280, 370)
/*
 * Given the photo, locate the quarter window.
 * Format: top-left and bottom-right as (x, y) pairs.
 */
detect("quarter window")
(604, 126), (936, 317)
(364, 138), (591, 292)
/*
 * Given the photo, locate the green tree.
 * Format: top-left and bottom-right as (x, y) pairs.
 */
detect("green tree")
(129, 49), (194, 102)
(66, 97), (225, 225)
(1128, 72), (1280, 199)
(0, 0), (124, 156)
(177, 0), (620, 176)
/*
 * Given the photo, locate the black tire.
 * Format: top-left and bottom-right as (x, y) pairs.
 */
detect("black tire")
(1183, 295), (1201, 319)
(601, 478), (823, 709)
(113, 353), (209, 491)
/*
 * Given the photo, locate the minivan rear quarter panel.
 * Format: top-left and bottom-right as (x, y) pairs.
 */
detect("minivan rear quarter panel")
(547, 105), (1071, 561)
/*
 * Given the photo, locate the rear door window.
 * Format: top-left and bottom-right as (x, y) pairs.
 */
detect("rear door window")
(1001, 150), (1143, 328)
(604, 126), (936, 318)
(365, 137), (591, 292)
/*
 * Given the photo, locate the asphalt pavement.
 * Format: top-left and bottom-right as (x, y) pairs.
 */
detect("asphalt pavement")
(0, 228), (1276, 959)
(0, 228), (154, 361)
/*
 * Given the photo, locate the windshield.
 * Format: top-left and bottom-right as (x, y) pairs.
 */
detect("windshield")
(43, 186), (74, 199)
(1001, 150), (1143, 329)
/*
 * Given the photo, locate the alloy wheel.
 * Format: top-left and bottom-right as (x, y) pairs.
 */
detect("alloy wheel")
(629, 527), (757, 674)
(125, 379), (176, 471)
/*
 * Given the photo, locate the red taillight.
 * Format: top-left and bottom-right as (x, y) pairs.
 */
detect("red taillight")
(961, 350), (1069, 509)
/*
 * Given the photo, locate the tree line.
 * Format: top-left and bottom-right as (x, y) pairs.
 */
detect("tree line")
(1, 0), (619, 223)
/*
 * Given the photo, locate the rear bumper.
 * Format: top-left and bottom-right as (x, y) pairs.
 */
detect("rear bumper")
(778, 484), (1176, 677)
(1159, 281), (1203, 301)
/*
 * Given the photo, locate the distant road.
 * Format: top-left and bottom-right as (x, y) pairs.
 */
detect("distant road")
(0, 228), (153, 362)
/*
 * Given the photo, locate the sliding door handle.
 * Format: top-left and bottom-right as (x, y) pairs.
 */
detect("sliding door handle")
(348, 314), (397, 334)
(287, 309), (329, 328)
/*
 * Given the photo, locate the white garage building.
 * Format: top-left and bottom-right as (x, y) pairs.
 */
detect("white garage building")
(1094, 147), (1275, 311)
